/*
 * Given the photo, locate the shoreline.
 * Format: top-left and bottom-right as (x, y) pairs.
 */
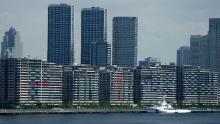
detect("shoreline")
(1, 109), (220, 115)
(0, 109), (146, 115)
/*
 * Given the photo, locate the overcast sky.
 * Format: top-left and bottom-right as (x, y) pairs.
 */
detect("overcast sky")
(0, 0), (220, 64)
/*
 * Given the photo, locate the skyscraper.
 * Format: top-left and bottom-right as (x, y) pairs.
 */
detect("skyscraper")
(176, 46), (190, 66)
(47, 3), (74, 65)
(81, 7), (108, 66)
(190, 35), (209, 69)
(209, 18), (220, 86)
(112, 17), (138, 68)
(1, 28), (23, 59)
(91, 41), (111, 67)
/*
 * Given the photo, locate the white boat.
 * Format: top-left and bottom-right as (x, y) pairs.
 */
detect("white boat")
(146, 96), (191, 114)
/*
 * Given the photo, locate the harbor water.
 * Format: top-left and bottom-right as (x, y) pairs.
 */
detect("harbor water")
(0, 113), (220, 124)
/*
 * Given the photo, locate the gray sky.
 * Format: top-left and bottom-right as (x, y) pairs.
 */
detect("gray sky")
(0, 0), (220, 64)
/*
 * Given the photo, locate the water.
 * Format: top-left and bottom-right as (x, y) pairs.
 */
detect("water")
(0, 113), (219, 124)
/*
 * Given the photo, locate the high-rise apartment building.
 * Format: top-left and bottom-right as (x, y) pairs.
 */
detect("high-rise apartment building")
(99, 66), (134, 106)
(1, 28), (23, 59)
(176, 65), (199, 105)
(176, 46), (190, 66)
(112, 17), (138, 68)
(63, 65), (100, 106)
(72, 65), (99, 105)
(99, 69), (111, 106)
(47, 3), (74, 65)
(62, 66), (74, 105)
(177, 65), (218, 105)
(81, 7), (109, 67)
(134, 64), (177, 106)
(0, 58), (63, 106)
(199, 69), (218, 105)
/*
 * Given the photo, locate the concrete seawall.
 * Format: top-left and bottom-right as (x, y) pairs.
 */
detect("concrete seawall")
(1, 109), (220, 115)
(0, 109), (146, 115)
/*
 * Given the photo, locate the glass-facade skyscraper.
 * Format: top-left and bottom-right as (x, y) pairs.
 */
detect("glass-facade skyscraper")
(190, 35), (209, 69)
(81, 7), (108, 66)
(112, 17), (138, 68)
(90, 41), (111, 67)
(209, 18), (220, 86)
(1, 28), (23, 59)
(47, 4), (74, 65)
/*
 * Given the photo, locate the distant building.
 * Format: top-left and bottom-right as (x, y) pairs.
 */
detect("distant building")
(169, 62), (176, 66)
(99, 66), (134, 106)
(0, 58), (63, 106)
(177, 65), (218, 105)
(47, 4), (74, 65)
(176, 46), (190, 66)
(190, 35), (209, 69)
(1, 28), (23, 59)
(81, 7), (108, 66)
(134, 64), (177, 106)
(139, 57), (161, 68)
(112, 17), (138, 68)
